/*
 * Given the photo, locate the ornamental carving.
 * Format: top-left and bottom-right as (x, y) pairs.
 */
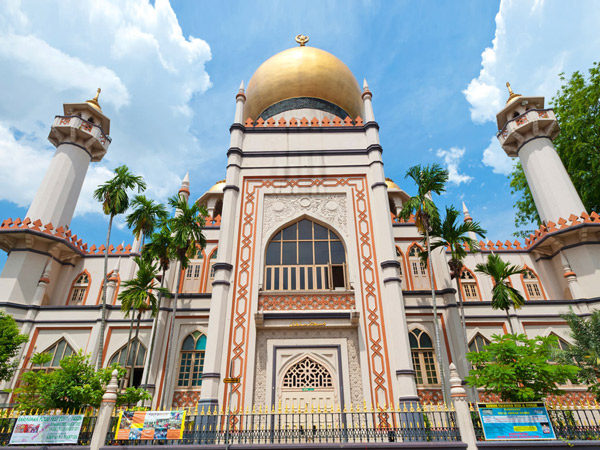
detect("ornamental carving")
(253, 328), (363, 407)
(263, 194), (347, 238)
(258, 293), (355, 311)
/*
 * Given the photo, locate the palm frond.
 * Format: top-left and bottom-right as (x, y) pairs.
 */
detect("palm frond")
(167, 195), (208, 268)
(94, 165), (147, 217)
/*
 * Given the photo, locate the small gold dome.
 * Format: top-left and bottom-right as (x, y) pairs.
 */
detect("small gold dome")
(385, 178), (401, 190)
(244, 45), (363, 120)
(86, 88), (103, 112)
(208, 179), (226, 192)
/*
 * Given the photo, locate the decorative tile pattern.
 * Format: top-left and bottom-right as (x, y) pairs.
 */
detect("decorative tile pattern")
(258, 293), (355, 311)
(172, 390), (202, 407)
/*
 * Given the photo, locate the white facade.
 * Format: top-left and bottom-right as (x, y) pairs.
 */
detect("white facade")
(1, 45), (600, 409)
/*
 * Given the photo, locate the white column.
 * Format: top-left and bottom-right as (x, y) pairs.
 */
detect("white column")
(363, 81), (419, 406)
(26, 143), (92, 228)
(520, 137), (585, 223)
(199, 85), (246, 409)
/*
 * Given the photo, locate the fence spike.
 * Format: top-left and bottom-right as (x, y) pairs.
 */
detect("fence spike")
(409, 403), (414, 412)
(278, 400), (282, 414)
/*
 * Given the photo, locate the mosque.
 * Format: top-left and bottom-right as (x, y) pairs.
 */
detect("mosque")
(1, 36), (599, 410)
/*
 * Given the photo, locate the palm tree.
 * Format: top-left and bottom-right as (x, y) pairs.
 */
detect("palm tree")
(126, 195), (168, 248)
(118, 256), (167, 388)
(94, 165), (146, 370)
(429, 206), (486, 359)
(475, 254), (526, 334)
(399, 163), (449, 401)
(160, 194), (207, 408)
(141, 225), (173, 389)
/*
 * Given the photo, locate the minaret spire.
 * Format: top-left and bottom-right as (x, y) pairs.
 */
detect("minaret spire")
(178, 172), (190, 200)
(462, 201), (472, 222)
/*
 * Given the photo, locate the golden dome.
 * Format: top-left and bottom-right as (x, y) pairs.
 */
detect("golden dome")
(86, 88), (103, 112)
(208, 179), (226, 192)
(385, 178), (401, 190)
(244, 45), (363, 120)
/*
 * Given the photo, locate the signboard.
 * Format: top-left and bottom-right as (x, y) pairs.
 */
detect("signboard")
(478, 402), (556, 440)
(116, 410), (186, 440)
(9, 414), (84, 445)
(223, 377), (240, 383)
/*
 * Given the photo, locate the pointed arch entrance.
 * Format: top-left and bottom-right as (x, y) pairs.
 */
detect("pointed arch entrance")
(278, 356), (337, 411)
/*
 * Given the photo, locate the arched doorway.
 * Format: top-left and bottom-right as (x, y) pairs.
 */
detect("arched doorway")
(278, 356), (337, 411)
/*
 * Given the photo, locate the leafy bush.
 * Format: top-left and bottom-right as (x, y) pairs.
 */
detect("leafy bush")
(15, 351), (150, 411)
(466, 333), (579, 402)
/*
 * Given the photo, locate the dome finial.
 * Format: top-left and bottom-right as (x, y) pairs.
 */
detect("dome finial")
(505, 81), (521, 104)
(295, 35), (309, 46)
(86, 88), (102, 111)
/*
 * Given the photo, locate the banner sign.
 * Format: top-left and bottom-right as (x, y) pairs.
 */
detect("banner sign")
(478, 402), (556, 440)
(9, 414), (84, 445)
(116, 410), (186, 440)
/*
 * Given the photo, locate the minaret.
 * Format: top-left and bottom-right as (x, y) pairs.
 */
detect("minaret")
(27, 89), (111, 228)
(0, 91), (111, 303)
(496, 83), (585, 224)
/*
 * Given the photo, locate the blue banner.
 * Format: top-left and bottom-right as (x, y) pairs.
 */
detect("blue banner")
(478, 402), (556, 440)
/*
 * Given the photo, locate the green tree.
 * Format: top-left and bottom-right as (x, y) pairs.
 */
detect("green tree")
(15, 351), (150, 411)
(14, 353), (51, 410)
(118, 256), (167, 388)
(140, 225), (173, 389)
(0, 311), (28, 382)
(398, 163), (449, 401)
(125, 195), (168, 248)
(429, 206), (486, 362)
(94, 165), (146, 370)
(558, 309), (600, 400)
(161, 194), (207, 408)
(510, 62), (600, 231)
(475, 254), (526, 334)
(466, 333), (579, 402)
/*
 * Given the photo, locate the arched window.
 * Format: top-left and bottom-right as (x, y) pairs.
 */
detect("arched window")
(33, 338), (75, 372)
(523, 269), (544, 300)
(265, 219), (346, 291)
(68, 272), (90, 305)
(177, 332), (207, 388)
(109, 340), (147, 387)
(408, 245), (430, 290)
(409, 329), (438, 386)
(282, 357), (333, 388)
(468, 334), (490, 353)
(396, 247), (404, 287)
(549, 333), (570, 351)
(460, 270), (480, 301)
(206, 249), (218, 293)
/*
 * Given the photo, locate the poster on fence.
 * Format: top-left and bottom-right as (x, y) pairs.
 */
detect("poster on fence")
(115, 410), (186, 440)
(9, 414), (84, 445)
(478, 402), (556, 440)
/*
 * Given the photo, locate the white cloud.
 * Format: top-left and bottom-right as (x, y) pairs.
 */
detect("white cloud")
(463, 0), (600, 124)
(436, 147), (473, 185)
(482, 137), (515, 176)
(0, 0), (211, 215)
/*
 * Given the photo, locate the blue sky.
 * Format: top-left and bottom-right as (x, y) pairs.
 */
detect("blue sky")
(1, 0), (599, 271)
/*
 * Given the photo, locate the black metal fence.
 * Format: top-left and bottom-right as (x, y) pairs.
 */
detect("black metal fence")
(106, 403), (460, 445)
(470, 402), (600, 441)
(0, 408), (98, 446)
